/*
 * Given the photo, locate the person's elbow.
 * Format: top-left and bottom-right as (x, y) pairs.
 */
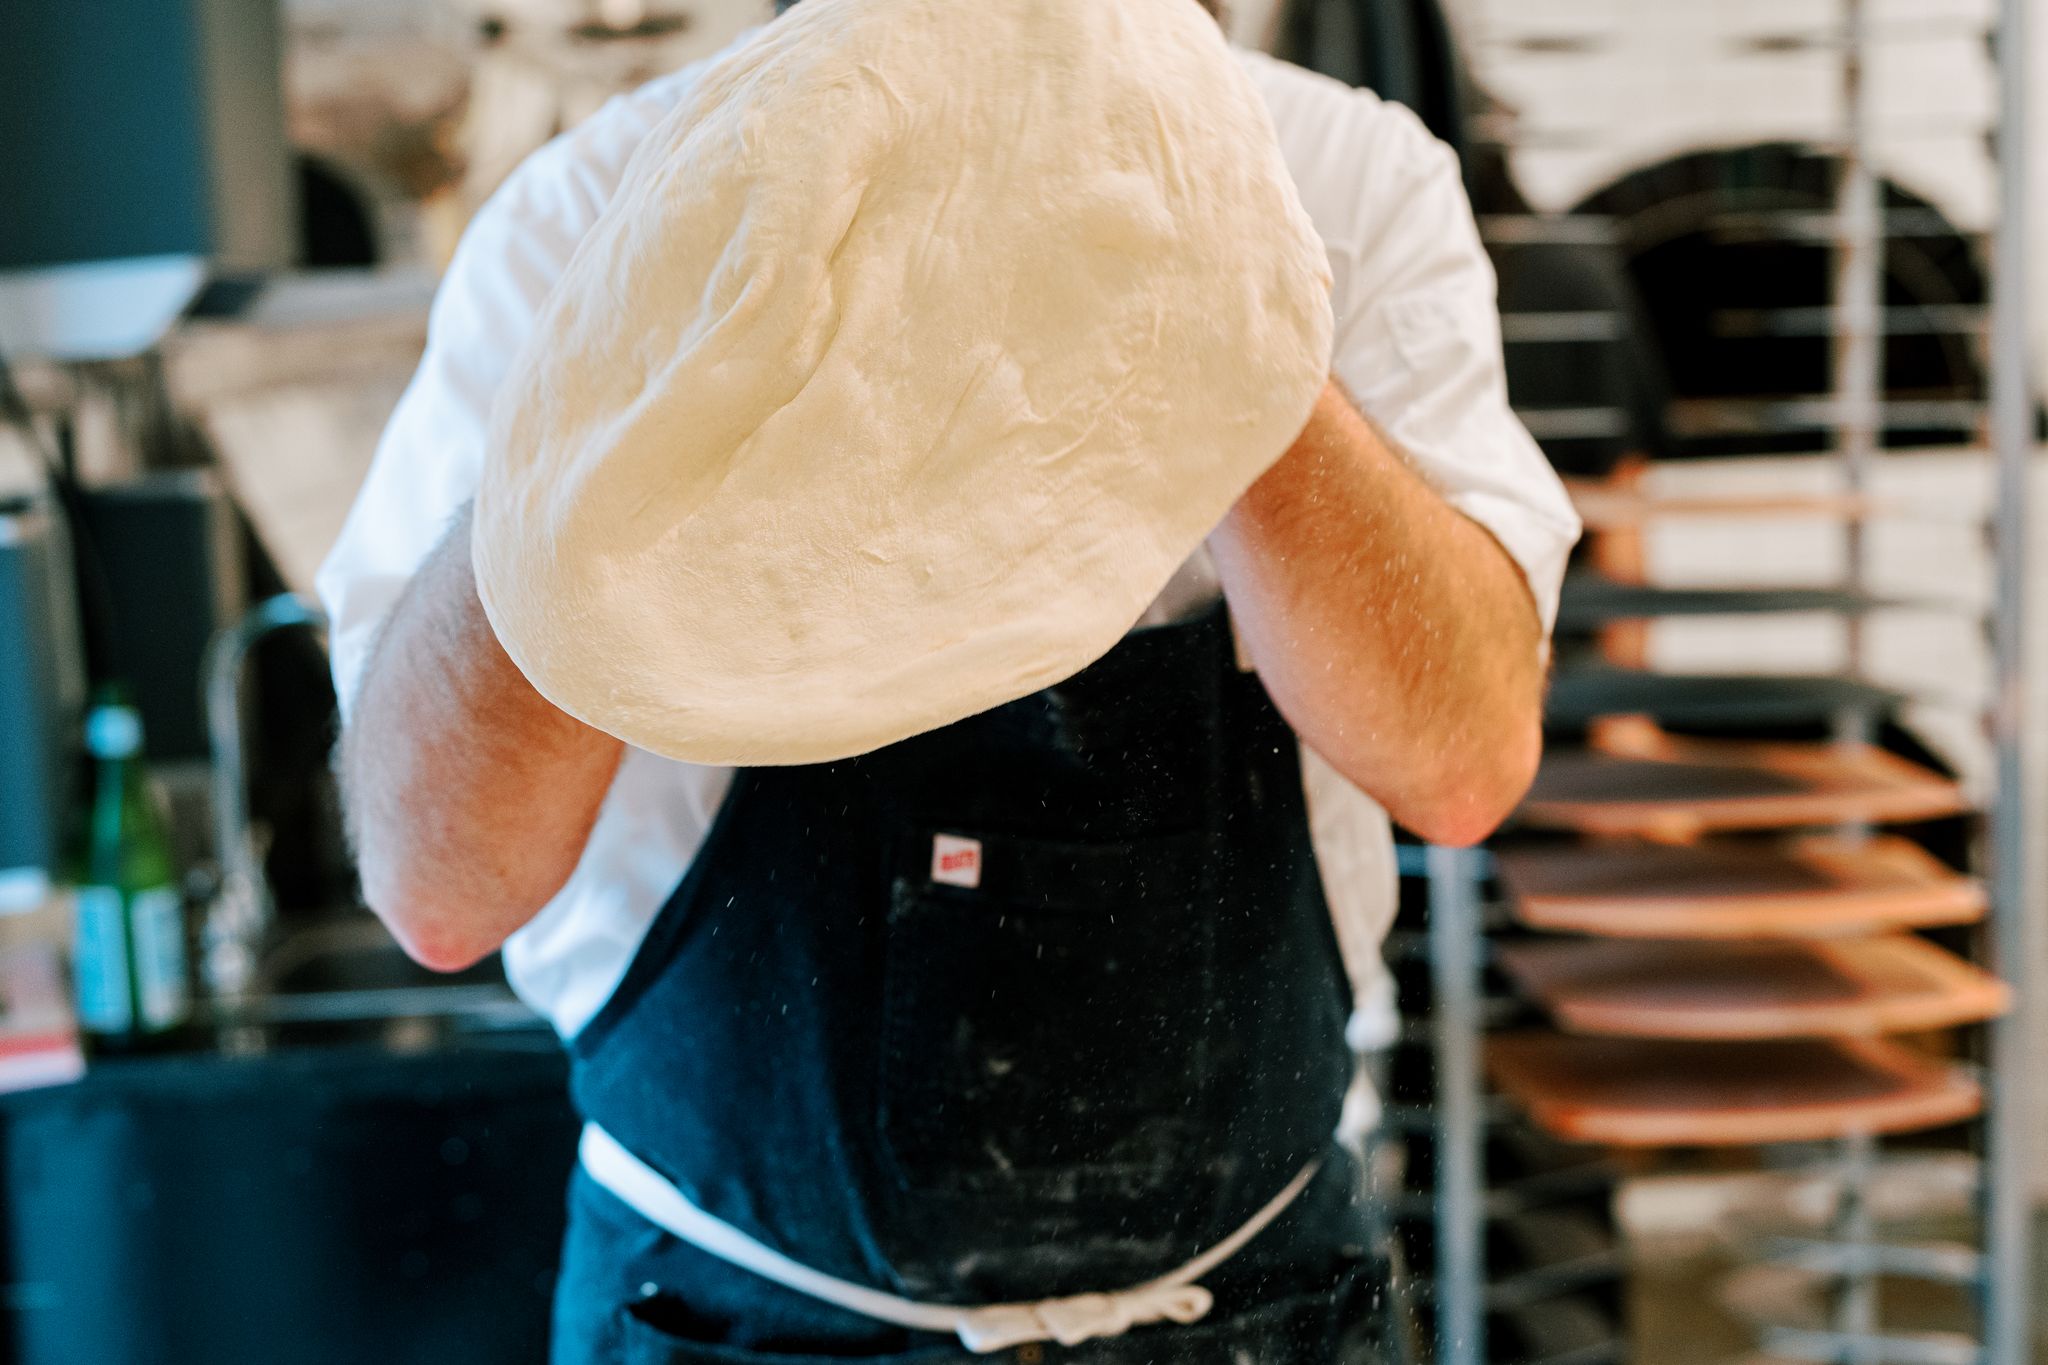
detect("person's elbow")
(1395, 701), (1544, 848)
(357, 846), (507, 974)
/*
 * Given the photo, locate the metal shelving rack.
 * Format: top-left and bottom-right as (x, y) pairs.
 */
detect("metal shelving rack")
(1399, 1), (2036, 1362)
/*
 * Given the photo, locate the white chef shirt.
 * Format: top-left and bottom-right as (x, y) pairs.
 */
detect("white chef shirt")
(317, 37), (1581, 1043)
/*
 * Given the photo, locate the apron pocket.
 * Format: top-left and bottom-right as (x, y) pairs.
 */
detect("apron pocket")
(876, 827), (1220, 1206)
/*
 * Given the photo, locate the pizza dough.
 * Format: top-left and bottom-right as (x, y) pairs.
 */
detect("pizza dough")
(473, 0), (1333, 766)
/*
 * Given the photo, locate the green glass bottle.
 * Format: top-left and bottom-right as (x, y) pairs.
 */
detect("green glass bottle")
(67, 690), (191, 1044)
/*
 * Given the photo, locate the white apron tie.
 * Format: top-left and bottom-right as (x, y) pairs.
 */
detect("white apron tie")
(578, 1123), (1319, 1355)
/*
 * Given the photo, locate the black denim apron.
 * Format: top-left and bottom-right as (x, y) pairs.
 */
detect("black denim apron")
(552, 607), (1385, 1363)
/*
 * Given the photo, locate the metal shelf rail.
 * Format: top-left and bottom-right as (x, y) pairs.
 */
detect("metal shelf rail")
(1408, 0), (2035, 1362)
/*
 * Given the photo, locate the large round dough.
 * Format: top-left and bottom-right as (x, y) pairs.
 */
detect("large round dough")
(473, 0), (1333, 766)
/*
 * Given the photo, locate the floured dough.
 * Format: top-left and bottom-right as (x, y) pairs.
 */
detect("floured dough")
(473, 0), (1333, 766)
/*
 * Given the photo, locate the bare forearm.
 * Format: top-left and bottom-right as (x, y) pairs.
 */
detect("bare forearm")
(340, 506), (623, 969)
(1209, 382), (1544, 845)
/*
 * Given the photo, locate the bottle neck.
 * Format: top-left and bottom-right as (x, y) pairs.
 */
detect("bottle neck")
(86, 751), (132, 885)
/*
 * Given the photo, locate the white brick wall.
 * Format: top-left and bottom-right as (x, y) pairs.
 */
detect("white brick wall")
(1447, 0), (2048, 387)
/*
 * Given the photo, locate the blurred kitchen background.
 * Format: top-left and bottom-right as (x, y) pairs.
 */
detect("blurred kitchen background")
(2, 0), (2046, 1362)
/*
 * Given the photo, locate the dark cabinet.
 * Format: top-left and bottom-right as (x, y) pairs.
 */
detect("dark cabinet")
(0, 1037), (577, 1365)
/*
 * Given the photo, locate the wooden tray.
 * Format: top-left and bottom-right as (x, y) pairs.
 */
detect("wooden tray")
(1564, 481), (1881, 530)
(1485, 1033), (1982, 1147)
(1716, 1264), (1981, 1365)
(1544, 668), (1904, 730)
(1496, 835), (1986, 939)
(1518, 740), (1968, 837)
(1495, 935), (2009, 1040)
(1556, 575), (1881, 631)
